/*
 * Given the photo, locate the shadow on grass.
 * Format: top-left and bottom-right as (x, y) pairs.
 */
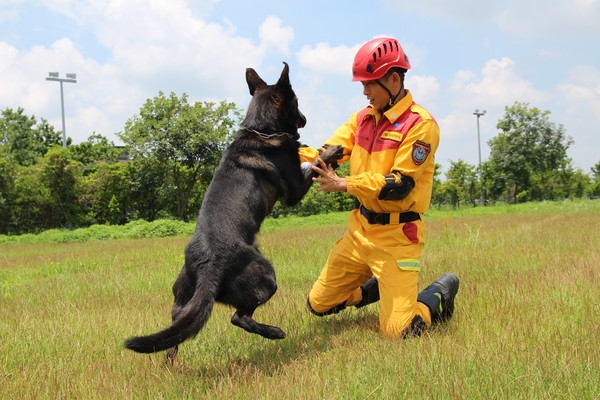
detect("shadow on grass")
(170, 310), (380, 380)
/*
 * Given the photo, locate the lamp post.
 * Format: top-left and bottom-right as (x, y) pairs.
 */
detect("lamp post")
(46, 72), (77, 147)
(473, 109), (486, 205)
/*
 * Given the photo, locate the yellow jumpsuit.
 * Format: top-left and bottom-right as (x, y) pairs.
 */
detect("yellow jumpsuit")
(299, 90), (440, 338)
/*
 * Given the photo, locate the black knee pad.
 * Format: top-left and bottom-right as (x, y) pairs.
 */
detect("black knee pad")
(306, 298), (347, 317)
(402, 315), (427, 338)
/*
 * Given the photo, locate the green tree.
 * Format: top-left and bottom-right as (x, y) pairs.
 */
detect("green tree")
(444, 159), (478, 207)
(0, 107), (64, 166)
(0, 156), (18, 234)
(69, 133), (122, 172)
(119, 92), (241, 221)
(590, 162), (600, 197)
(480, 160), (504, 203)
(439, 180), (461, 208)
(488, 102), (573, 203)
(125, 157), (171, 221)
(37, 147), (82, 229)
(10, 165), (44, 233)
(431, 163), (444, 207)
(79, 162), (132, 225)
(566, 168), (591, 199)
(4, 148), (81, 233)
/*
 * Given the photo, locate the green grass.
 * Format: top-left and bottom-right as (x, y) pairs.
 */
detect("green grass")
(1, 200), (599, 399)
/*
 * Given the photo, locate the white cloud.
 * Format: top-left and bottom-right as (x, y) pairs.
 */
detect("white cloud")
(556, 65), (600, 123)
(497, 0), (600, 37)
(92, 0), (264, 90)
(438, 114), (463, 141)
(451, 57), (548, 108)
(553, 65), (600, 170)
(407, 75), (440, 104)
(436, 58), (600, 169)
(383, 0), (600, 38)
(0, 38), (88, 115)
(259, 16), (294, 55)
(296, 42), (359, 76)
(0, 8), (18, 22)
(381, 0), (501, 26)
(434, 56), (550, 165)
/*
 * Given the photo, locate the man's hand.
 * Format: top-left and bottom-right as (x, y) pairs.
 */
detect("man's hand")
(312, 158), (347, 192)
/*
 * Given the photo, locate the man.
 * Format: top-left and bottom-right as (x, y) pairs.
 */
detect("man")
(299, 37), (459, 338)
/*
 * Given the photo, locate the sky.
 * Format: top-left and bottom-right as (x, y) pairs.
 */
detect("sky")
(1, 0), (599, 173)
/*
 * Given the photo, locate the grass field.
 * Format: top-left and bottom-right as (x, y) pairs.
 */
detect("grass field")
(1, 200), (599, 399)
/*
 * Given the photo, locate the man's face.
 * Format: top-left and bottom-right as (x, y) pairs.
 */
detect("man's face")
(362, 71), (403, 112)
(360, 72), (404, 112)
(361, 80), (389, 112)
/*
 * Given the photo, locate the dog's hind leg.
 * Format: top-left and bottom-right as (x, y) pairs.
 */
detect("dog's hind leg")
(222, 254), (286, 339)
(231, 308), (286, 339)
(165, 346), (178, 366)
(165, 264), (196, 364)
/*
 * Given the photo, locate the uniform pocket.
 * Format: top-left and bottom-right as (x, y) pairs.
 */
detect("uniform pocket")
(402, 221), (419, 243)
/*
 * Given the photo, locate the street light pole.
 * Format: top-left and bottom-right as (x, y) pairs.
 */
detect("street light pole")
(46, 72), (77, 147)
(473, 109), (486, 205)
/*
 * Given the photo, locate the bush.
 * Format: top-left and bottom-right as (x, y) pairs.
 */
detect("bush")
(127, 219), (195, 239)
(0, 219), (195, 245)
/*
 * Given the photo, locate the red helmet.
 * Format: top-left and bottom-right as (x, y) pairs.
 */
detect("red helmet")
(352, 37), (411, 81)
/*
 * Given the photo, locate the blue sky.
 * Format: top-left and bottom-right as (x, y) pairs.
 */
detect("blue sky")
(1, 0), (599, 173)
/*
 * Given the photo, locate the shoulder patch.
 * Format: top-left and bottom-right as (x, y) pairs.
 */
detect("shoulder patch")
(412, 140), (431, 165)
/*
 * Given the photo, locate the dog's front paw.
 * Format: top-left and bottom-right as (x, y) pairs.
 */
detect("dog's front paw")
(318, 145), (345, 168)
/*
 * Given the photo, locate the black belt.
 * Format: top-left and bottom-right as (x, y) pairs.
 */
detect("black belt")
(354, 199), (420, 225)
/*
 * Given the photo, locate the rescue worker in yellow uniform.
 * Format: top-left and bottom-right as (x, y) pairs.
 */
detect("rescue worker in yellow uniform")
(299, 37), (459, 338)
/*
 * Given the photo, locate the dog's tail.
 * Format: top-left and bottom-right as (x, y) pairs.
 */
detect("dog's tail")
(124, 285), (215, 354)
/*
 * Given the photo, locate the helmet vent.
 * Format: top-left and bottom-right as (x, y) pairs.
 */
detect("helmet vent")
(374, 41), (397, 63)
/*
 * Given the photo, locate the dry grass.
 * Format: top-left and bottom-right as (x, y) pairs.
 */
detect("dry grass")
(1, 203), (598, 399)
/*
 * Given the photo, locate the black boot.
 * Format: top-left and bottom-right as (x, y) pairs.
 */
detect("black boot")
(355, 276), (380, 308)
(417, 273), (459, 324)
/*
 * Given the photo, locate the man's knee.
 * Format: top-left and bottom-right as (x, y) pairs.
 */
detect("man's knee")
(306, 297), (347, 317)
(401, 315), (427, 338)
(381, 314), (427, 338)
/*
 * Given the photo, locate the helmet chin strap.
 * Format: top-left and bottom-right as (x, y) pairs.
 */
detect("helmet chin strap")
(375, 79), (403, 112)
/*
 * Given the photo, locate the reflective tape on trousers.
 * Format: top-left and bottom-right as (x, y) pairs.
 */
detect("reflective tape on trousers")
(397, 259), (421, 271)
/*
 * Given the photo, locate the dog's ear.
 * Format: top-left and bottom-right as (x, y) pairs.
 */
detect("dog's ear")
(276, 62), (290, 89)
(246, 68), (267, 96)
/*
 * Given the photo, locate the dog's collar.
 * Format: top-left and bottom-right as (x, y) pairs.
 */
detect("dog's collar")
(241, 126), (298, 140)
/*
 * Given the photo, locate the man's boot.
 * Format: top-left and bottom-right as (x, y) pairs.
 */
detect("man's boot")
(355, 276), (380, 308)
(417, 273), (459, 324)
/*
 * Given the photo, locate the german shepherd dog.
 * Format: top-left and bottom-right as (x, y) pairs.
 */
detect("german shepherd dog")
(124, 63), (343, 358)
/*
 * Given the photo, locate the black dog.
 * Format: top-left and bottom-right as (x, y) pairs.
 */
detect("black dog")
(124, 63), (343, 357)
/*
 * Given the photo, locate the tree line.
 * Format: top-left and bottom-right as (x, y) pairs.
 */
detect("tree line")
(1, 94), (598, 235)
(433, 102), (599, 207)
